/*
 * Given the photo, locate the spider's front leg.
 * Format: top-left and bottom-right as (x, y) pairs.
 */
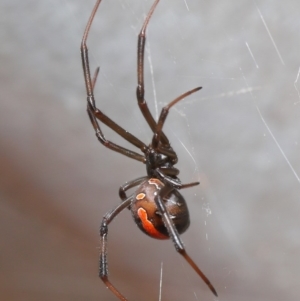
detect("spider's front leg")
(135, 0), (170, 146)
(99, 198), (132, 301)
(81, 0), (147, 163)
(154, 185), (218, 297)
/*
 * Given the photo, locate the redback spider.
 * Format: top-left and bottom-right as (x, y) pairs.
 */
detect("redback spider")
(81, 0), (218, 300)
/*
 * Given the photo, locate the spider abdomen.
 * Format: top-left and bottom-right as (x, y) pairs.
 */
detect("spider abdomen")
(131, 178), (190, 239)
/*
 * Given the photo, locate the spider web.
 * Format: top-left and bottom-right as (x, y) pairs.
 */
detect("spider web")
(67, 0), (300, 300)
(6, 0), (298, 300)
(94, 1), (300, 300)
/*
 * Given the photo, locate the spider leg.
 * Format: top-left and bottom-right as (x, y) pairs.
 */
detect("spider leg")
(119, 176), (148, 201)
(136, 0), (170, 146)
(86, 107), (145, 162)
(153, 86), (202, 147)
(154, 185), (218, 297)
(155, 168), (199, 189)
(99, 197), (133, 301)
(81, 0), (147, 162)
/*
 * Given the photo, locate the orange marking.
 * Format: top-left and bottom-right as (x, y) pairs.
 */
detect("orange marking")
(137, 208), (168, 239)
(148, 178), (163, 189)
(136, 193), (146, 200)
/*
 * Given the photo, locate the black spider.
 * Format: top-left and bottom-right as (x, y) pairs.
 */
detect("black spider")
(80, 0), (217, 300)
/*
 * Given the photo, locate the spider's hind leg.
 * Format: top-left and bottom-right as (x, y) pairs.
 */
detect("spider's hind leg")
(154, 185), (218, 297)
(99, 198), (132, 301)
(81, 0), (146, 163)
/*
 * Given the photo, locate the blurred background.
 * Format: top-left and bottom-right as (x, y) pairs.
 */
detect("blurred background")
(1, 0), (300, 300)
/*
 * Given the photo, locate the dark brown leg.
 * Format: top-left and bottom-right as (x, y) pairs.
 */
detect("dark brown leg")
(119, 176), (148, 201)
(136, 0), (171, 146)
(99, 198), (132, 301)
(154, 185), (218, 297)
(153, 87), (202, 146)
(155, 168), (199, 189)
(81, 0), (147, 162)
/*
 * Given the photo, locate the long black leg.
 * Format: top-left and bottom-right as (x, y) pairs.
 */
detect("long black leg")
(99, 197), (133, 301)
(136, 0), (170, 146)
(149, 87), (202, 188)
(81, 0), (147, 162)
(87, 107), (145, 162)
(154, 185), (218, 297)
(152, 86), (202, 148)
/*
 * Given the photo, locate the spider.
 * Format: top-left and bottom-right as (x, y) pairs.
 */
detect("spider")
(80, 0), (217, 300)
